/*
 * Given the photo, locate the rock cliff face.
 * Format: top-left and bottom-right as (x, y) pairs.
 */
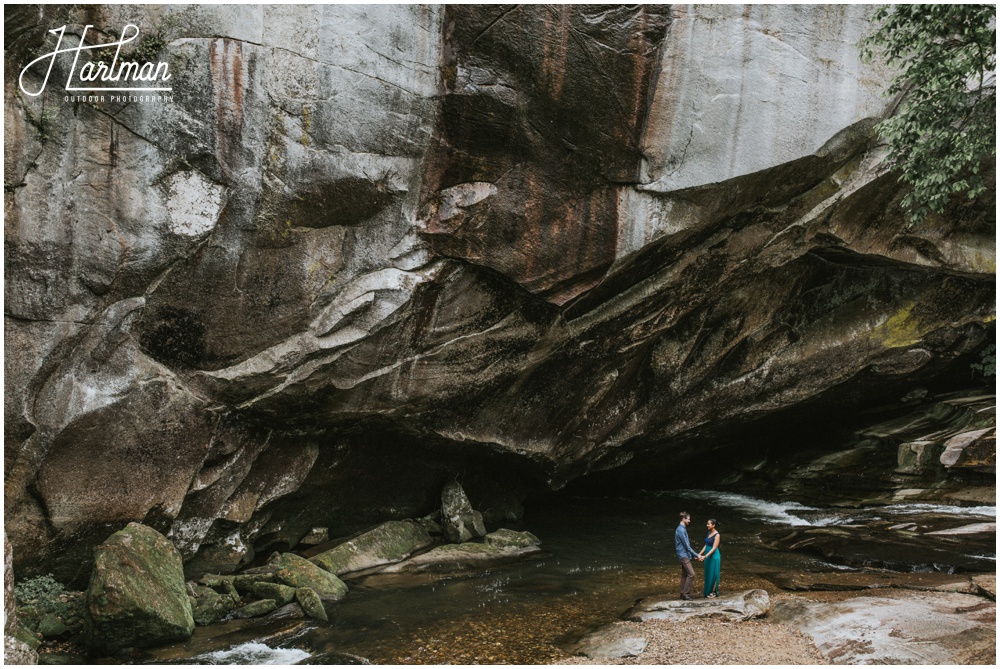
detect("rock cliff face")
(5, 5), (994, 582)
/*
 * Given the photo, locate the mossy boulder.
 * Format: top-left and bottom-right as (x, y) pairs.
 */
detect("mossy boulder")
(295, 587), (328, 622)
(310, 521), (433, 575)
(250, 582), (297, 605)
(85, 523), (195, 654)
(233, 573), (275, 594)
(190, 584), (238, 626)
(36, 613), (69, 638)
(199, 575), (240, 601)
(484, 529), (541, 549)
(12, 621), (41, 650)
(272, 554), (348, 601)
(231, 599), (277, 619)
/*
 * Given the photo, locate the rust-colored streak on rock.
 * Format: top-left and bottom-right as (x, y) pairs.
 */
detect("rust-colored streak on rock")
(540, 7), (570, 102)
(210, 38), (245, 177)
(421, 6), (670, 305)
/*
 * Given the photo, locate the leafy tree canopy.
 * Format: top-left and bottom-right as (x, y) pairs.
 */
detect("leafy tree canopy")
(862, 4), (996, 223)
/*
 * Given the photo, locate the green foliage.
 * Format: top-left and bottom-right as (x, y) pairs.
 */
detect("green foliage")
(971, 343), (995, 379)
(14, 574), (66, 604)
(130, 34), (169, 65)
(861, 5), (996, 223)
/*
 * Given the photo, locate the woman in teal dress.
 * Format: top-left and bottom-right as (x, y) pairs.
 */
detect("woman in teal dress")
(698, 519), (721, 598)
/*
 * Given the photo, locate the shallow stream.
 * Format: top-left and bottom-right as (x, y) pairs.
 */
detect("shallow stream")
(143, 490), (995, 665)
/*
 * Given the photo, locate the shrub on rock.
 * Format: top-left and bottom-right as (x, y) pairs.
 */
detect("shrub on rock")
(85, 523), (194, 654)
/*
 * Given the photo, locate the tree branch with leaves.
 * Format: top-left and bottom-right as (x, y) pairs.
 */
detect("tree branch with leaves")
(861, 4), (996, 224)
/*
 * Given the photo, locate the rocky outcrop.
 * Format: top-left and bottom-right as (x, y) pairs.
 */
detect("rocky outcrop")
(5, 5), (994, 581)
(84, 523), (194, 654)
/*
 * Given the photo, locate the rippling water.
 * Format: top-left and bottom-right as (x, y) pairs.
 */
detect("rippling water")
(191, 642), (310, 665)
(152, 490), (995, 664)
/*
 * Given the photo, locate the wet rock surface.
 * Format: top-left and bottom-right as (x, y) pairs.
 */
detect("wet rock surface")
(762, 520), (994, 574)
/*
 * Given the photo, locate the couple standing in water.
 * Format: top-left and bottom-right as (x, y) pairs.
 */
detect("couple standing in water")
(674, 511), (721, 600)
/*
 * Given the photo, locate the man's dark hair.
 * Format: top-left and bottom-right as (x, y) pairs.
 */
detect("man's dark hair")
(679, 511), (690, 520)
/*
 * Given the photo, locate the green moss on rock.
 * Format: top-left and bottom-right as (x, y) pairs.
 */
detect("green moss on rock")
(190, 584), (237, 626)
(295, 587), (328, 622)
(85, 523), (195, 654)
(311, 521), (433, 575)
(233, 573), (275, 594)
(273, 554), (348, 601)
(231, 599), (277, 619)
(250, 581), (297, 605)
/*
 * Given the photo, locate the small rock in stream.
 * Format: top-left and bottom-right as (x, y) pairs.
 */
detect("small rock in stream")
(231, 599), (278, 619)
(295, 588), (328, 623)
(251, 582), (297, 606)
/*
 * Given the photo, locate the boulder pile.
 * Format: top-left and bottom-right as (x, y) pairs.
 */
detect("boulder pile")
(10, 481), (543, 659)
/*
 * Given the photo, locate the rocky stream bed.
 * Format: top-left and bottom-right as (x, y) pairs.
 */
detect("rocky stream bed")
(6, 392), (995, 665)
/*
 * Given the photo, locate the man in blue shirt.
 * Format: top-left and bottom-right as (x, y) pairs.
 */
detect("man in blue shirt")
(675, 511), (702, 600)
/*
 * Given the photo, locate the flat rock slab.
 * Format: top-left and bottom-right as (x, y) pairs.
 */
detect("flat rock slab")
(568, 625), (647, 660)
(310, 520), (432, 576)
(770, 590), (996, 664)
(626, 589), (769, 623)
(379, 542), (541, 574)
(767, 570), (977, 593)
